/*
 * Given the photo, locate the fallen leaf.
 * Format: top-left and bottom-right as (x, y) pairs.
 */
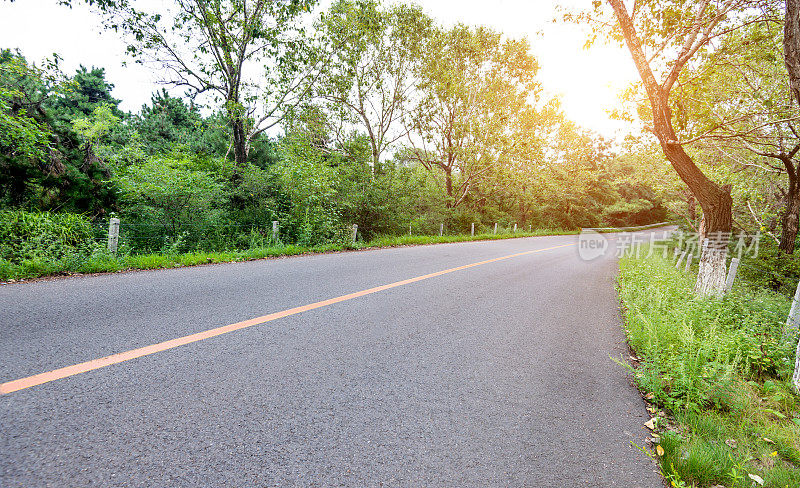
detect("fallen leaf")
(656, 445), (664, 456)
(644, 418), (656, 430)
(762, 437), (775, 444)
(644, 393), (655, 400)
(770, 451), (778, 457)
(748, 473), (764, 485)
(725, 439), (737, 448)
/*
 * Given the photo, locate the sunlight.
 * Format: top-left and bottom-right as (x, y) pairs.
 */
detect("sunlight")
(417, 0), (640, 136)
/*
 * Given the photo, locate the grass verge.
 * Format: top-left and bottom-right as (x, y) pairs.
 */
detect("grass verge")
(0, 228), (577, 282)
(617, 249), (800, 488)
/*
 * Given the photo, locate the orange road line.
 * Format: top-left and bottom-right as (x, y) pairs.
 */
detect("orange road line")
(0, 242), (574, 395)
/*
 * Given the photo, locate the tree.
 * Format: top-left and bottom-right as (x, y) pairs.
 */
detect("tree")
(673, 20), (800, 253)
(406, 24), (545, 210)
(316, 0), (431, 171)
(107, 0), (323, 166)
(0, 50), (121, 214)
(598, 0), (779, 295)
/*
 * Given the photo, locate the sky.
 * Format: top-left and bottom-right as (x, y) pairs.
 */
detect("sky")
(0, 0), (640, 138)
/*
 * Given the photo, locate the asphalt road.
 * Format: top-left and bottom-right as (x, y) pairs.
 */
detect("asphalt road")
(1, 232), (664, 487)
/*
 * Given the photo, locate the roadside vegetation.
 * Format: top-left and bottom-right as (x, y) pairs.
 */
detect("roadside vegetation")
(0, 0), (674, 282)
(0, 209), (581, 282)
(618, 245), (800, 488)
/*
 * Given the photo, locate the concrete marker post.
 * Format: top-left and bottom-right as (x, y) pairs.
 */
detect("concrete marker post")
(440, 223), (444, 237)
(675, 251), (687, 269)
(493, 223), (498, 234)
(471, 223), (475, 236)
(272, 221), (279, 243)
(724, 258), (740, 294)
(409, 223), (412, 236)
(107, 218), (120, 254)
(789, 279), (800, 393)
(513, 223), (517, 233)
(786, 279), (800, 333)
(352, 224), (358, 244)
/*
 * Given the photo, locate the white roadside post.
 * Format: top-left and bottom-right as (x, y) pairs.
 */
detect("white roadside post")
(684, 253), (693, 273)
(513, 223), (517, 233)
(493, 223), (498, 234)
(351, 224), (358, 244)
(793, 340), (800, 394)
(440, 223), (444, 237)
(676, 251), (687, 269)
(272, 221), (279, 243)
(409, 223), (412, 235)
(471, 223), (475, 236)
(107, 217), (120, 254)
(789, 279), (800, 393)
(724, 258), (740, 294)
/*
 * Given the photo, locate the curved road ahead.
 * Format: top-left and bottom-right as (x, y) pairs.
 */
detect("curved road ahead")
(1, 232), (663, 487)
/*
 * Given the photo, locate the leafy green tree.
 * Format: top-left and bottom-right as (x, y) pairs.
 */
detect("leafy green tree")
(595, 0), (781, 295)
(107, 0), (324, 167)
(407, 24), (546, 210)
(672, 20), (800, 253)
(317, 0), (431, 171)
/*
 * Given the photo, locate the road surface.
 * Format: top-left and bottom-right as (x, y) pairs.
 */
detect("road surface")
(1, 232), (664, 487)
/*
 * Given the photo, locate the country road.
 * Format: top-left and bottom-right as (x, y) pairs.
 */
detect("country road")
(1, 232), (665, 487)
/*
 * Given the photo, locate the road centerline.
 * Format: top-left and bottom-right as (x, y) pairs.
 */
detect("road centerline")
(0, 242), (573, 395)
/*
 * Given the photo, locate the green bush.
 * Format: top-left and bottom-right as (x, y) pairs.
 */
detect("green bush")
(738, 240), (800, 295)
(0, 210), (97, 262)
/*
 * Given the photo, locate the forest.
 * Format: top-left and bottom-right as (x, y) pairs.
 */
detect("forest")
(0, 0), (797, 286)
(0, 0), (676, 274)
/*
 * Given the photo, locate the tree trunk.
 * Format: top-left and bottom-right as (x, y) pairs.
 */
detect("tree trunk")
(444, 167), (454, 208)
(695, 237), (729, 297)
(608, 0), (733, 296)
(231, 117), (248, 167)
(780, 176), (800, 253)
(785, 0), (800, 107)
(657, 106), (733, 296)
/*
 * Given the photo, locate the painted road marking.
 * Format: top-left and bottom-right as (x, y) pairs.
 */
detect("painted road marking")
(1, 243), (573, 395)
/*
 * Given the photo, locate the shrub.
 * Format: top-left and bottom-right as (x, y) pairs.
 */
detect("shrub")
(0, 210), (97, 262)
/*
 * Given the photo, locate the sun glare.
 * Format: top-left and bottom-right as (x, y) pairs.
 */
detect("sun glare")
(417, 0), (640, 137)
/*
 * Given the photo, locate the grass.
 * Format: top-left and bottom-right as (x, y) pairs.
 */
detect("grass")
(617, 248), (800, 488)
(0, 228), (578, 282)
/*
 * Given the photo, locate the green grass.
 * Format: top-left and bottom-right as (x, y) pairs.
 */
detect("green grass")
(618, 249), (800, 488)
(0, 228), (577, 282)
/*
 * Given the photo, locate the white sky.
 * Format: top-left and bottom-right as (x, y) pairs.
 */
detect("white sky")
(0, 0), (639, 138)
